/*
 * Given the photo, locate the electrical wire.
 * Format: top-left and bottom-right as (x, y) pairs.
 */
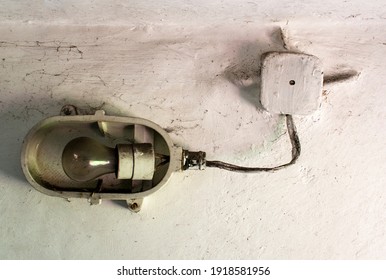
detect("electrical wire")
(206, 114), (301, 173)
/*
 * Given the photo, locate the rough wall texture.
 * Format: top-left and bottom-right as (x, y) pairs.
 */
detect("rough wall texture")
(0, 1), (385, 259)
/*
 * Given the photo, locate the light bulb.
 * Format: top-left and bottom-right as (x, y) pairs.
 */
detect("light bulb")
(62, 137), (166, 182)
(62, 137), (117, 182)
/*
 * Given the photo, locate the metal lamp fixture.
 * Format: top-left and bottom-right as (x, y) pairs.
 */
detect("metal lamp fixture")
(21, 107), (184, 212)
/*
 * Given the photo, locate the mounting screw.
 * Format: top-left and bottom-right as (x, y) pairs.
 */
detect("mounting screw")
(61, 105), (78, 116)
(130, 203), (138, 211)
(127, 198), (143, 213)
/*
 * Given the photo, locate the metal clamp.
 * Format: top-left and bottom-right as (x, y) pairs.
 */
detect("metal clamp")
(182, 150), (206, 170)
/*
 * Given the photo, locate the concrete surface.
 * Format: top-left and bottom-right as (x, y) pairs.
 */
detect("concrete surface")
(0, 1), (385, 259)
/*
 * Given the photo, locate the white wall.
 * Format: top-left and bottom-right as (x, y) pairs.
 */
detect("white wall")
(0, 0), (385, 259)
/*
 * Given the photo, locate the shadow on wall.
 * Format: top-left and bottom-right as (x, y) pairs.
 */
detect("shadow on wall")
(221, 26), (290, 110)
(220, 26), (361, 109)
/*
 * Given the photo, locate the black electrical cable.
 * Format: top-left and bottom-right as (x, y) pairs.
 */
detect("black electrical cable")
(206, 114), (301, 173)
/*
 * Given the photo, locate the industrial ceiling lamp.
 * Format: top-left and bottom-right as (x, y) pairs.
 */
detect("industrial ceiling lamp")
(21, 52), (323, 212)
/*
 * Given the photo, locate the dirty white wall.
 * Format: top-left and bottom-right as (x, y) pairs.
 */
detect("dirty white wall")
(0, 0), (385, 259)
